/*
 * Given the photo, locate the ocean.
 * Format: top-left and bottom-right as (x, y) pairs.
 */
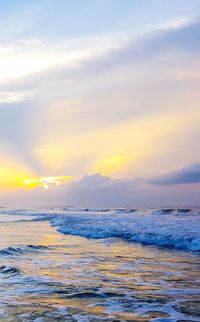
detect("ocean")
(0, 207), (199, 321)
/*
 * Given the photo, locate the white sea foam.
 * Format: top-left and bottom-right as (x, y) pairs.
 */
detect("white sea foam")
(1, 207), (200, 251)
(46, 208), (200, 251)
(0, 208), (199, 321)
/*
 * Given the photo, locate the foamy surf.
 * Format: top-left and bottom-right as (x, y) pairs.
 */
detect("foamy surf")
(41, 208), (200, 251)
(0, 208), (199, 321)
(1, 207), (200, 251)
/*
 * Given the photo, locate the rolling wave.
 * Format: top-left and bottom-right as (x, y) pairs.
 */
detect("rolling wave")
(0, 245), (48, 256)
(0, 207), (199, 252)
(48, 208), (200, 251)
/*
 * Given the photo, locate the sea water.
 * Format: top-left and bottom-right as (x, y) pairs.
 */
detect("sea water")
(0, 207), (199, 321)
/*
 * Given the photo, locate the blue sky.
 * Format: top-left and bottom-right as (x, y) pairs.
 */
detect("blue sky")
(0, 0), (200, 40)
(0, 0), (200, 206)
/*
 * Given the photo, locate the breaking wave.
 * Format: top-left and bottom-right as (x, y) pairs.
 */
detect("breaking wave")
(47, 208), (200, 251)
(0, 207), (200, 252)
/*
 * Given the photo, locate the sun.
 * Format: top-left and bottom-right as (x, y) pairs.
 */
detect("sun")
(22, 176), (73, 190)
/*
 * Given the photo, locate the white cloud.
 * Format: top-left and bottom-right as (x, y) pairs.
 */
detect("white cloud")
(0, 34), (125, 85)
(0, 91), (30, 104)
(157, 16), (196, 31)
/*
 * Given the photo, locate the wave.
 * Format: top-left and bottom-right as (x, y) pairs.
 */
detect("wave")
(0, 245), (48, 256)
(48, 209), (200, 251)
(0, 265), (21, 277)
(1, 207), (200, 252)
(57, 226), (200, 251)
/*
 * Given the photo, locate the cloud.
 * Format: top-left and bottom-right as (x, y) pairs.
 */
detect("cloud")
(157, 17), (194, 31)
(3, 171), (200, 208)
(0, 16), (199, 185)
(4, 173), (143, 208)
(0, 91), (30, 103)
(59, 174), (134, 206)
(149, 163), (200, 185)
(3, 18), (200, 94)
(2, 18), (199, 132)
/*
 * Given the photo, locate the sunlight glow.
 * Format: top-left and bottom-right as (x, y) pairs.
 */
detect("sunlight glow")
(23, 176), (73, 190)
(94, 155), (133, 175)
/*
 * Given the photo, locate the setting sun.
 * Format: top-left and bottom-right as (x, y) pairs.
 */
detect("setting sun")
(23, 176), (73, 189)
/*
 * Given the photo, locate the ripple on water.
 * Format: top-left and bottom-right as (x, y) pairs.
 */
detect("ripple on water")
(0, 211), (199, 321)
(0, 265), (21, 277)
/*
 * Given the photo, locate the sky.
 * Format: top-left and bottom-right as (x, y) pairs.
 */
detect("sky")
(0, 0), (200, 207)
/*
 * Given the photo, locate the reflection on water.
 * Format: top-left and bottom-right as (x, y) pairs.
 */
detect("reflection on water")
(0, 215), (199, 321)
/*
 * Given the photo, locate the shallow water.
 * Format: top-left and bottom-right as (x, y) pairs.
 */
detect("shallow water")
(0, 208), (199, 321)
